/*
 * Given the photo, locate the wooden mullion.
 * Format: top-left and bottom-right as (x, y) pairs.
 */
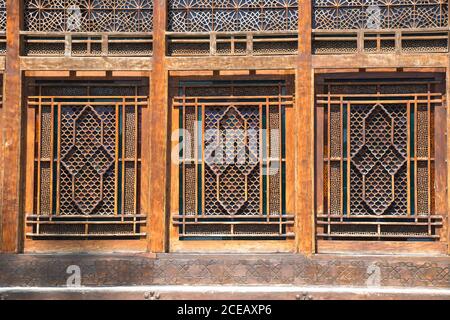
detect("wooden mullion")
(427, 91), (432, 236)
(36, 97), (42, 221)
(339, 96), (343, 219)
(278, 95), (283, 235)
(201, 101), (205, 222)
(259, 103), (263, 216)
(55, 103), (61, 216)
(414, 98), (418, 220)
(266, 97), (270, 221)
(24, 97), (36, 237)
(121, 99), (126, 221)
(49, 100), (55, 220)
(407, 101), (411, 216)
(347, 101), (351, 218)
(114, 102), (120, 216)
(314, 82), (325, 236)
(182, 97), (186, 233)
(134, 91), (139, 233)
(327, 93), (331, 221)
(427, 90), (432, 216)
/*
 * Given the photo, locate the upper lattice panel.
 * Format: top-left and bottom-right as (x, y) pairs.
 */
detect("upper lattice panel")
(313, 0), (448, 30)
(0, 0), (5, 31)
(24, 0), (153, 32)
(168, 0), (299, 32)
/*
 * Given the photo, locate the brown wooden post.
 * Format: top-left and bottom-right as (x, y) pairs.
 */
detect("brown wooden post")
(149, 0), (168, 252)
(447, 58), (450, 255)
(296, 0), (314, 255)
(1, 0), (24, 253)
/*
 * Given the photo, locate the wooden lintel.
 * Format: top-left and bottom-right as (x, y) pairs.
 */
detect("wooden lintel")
(20, 57), (153, 71)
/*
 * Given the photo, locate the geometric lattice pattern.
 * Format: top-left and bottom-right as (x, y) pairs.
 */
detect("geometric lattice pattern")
(204, 106), (261, 216)
(27, 82), (148, 238)
(24, 0), (153, 32)
(60, 105), (116, 215)
(313, 0), (449, 30)
(174, 81), (294, 239)
(168, 0), (298, 32)
(317, 80), (444, 241)
(0, 0), (5, 31)
(350, 104), (408, 216)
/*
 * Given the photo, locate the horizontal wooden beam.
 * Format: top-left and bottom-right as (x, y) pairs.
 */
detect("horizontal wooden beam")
(313, 53), (448, 69)
(317, 240), (448, 255)
(166, 55), (297, 70)
(20, 57), (153, 71)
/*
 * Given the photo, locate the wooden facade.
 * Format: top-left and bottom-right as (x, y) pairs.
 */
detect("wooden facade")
(0, 0), (449, 298)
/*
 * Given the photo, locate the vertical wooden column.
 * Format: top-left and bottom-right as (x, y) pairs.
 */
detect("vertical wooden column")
(1, 0), (23, 252)
(447, 59), (450, 255)
(296, 0), (314, 255)
(149, 0), (168, 252)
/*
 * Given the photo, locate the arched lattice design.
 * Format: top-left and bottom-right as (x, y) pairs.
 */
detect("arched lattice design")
(24, 0), (153, 32)
(317, 78), (445, 241)
(313, 0), (448, 30)
(168, 0), (298, 32)
(27, 81), (148, 239)
(174, 81), (294, 239)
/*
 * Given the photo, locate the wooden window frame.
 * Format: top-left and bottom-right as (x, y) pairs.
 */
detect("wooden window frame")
(314, 71), (449, 255)
(22, 75), (151, 253)
(168, 73), (297, 253)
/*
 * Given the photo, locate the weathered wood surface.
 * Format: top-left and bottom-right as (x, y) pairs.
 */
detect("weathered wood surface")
(0, 0), (449, 258)
(149, 0), (168, 253)
(1, 0), (23, 253)
(296, 0), (314, 255)
(0, 253), (448, 288)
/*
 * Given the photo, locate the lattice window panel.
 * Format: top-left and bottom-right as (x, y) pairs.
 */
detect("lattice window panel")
(27, 81), (148, 239)
(316, 79), (445, 241)
(168, 0), (299, 32)
(313, 0), (449, 30)
(24, 0), (153, 32)
(0, 0), (5, 31)
(173, 81), (294, 239)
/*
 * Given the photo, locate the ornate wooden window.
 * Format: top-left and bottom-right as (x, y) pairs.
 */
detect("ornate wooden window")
(0, 0), (5, 54)
(168, 0), (298, 32)
(313, 0), (448, 30)
(24, 0), (153, 32)
(0, 0), (5, 31)
(171, 80), (295, 241)
(312, 1), (449, 55)
(167, 1), (299, 56)
(22, 0), (153, 56)
(26, 80), (149, 239)
(315, 74), (447, 252)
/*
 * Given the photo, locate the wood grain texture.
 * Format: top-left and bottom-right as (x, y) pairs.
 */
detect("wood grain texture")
(1, 0), (23, 253)
(0, 1), (448, 256)
(296, 0), (314, 255)
(149, 0), (168, 253)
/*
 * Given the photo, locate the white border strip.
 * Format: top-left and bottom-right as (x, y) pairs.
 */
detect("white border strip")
(1, 285), (450, 296)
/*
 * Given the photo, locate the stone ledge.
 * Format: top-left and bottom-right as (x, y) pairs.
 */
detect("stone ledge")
(0, 253), (448, 289)
(1, 285), (450, 300)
